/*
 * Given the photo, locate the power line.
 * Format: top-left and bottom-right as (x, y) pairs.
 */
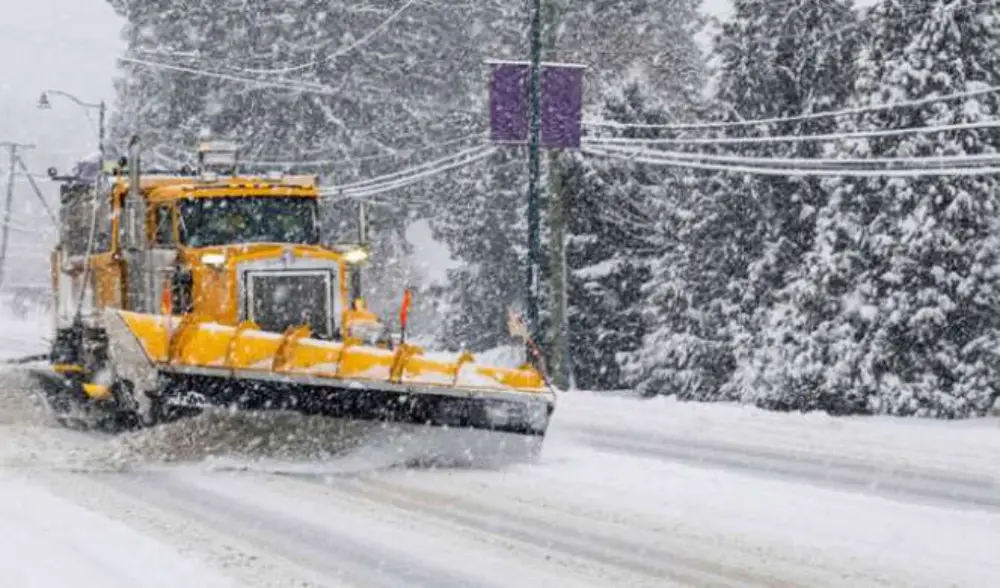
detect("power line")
(583, 146), (1000, 178)
(117, 55), (341, 96)
(583, 120), (1000, 147)
(14, 157), (58, 226)
(329, 148), (493, 198)
(322, 144), (491, 193)
(593, 143), (1000, 170)
(243, 132), (487, 167)
(324, 147), (496, 200)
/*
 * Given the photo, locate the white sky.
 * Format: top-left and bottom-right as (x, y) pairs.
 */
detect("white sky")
(0, 1), (122, 174)
(0, 0), (122, 286)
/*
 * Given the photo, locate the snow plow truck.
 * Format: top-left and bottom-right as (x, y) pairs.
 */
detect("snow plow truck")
(26, 140), (555, 460)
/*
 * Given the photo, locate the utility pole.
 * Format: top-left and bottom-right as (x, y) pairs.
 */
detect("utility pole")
(542, 0), (570, 389)
(547, 150), (569, 388)
(0, 142), (35, 292)
(525, 0), (543, 343)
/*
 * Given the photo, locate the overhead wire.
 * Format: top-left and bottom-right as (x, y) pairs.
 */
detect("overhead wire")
(592, 143), (1000, 169)
(323, 147), (497, 200)
(583, 120), (1000, 147)
(583, 147), (1000, 178)
(326, 149), (495, 199)
(116, 55), (341, 96)
(31, 0), (1000, 203)
(322, 144), (492, 194)
(244, 132), (487, 167)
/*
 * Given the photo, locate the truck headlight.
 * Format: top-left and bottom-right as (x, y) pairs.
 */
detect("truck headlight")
(343, 248), (369, 264)
(201, 253), (226, 267)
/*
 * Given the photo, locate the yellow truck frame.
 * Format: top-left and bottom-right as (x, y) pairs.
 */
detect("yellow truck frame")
(32, 143), (554, 459)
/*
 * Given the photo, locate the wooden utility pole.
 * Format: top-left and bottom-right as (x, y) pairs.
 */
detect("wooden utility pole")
(543, 0), (570, 389)
(0, 141), (36, 291)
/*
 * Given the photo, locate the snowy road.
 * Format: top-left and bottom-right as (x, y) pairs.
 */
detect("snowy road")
(2, 309), (999, 587)
(556, 397), (1000, 512)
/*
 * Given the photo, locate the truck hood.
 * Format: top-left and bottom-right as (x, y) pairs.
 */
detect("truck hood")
(181, 243), (342, 266)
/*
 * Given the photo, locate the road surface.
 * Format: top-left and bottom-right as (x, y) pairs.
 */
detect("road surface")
(1, 309), (998, 587)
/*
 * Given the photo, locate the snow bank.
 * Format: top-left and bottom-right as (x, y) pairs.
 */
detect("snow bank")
(0, 304), (50, 360)
(0, 470), (235, 587)
(551, 391), (1000, 482)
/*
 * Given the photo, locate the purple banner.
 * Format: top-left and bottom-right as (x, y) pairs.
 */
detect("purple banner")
(541, 66), (585, 149)
(489, 62), (529, 143)
(488, 61), (586, 150)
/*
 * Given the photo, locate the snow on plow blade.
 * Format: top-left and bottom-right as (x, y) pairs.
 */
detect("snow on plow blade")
(103, 310), (556, 440)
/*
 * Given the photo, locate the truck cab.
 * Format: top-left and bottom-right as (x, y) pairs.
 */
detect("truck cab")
(49, 141), (377, 375)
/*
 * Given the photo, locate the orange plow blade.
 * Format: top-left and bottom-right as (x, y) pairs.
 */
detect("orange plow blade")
(101, 309), (556, 459)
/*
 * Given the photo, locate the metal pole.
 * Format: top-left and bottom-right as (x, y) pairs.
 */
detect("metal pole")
(547, 152), (568, 388)
(0, 145), (17, 291)
(98, 101), (106, 170)
(526, 0), (543, 342)
(0, 142), (34, 291)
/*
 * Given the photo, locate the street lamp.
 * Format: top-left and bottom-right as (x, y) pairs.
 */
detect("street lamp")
(37, 89), (107, 170)
(37, 89), (109, 327)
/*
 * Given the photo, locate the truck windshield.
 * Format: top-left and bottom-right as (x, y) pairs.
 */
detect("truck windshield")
(178, 196), (320, 247)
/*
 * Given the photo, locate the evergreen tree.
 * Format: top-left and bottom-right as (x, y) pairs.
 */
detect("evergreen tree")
(429, 149), (527, 351)
(746, 0), (1000, 417)
(623, 0), (861, 400)
(558, 84), (674, 390)
(618, 110), (748, 399)
(712, 0), (860, 401)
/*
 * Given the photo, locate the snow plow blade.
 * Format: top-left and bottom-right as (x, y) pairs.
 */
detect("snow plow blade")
(103, 310), (556, 441)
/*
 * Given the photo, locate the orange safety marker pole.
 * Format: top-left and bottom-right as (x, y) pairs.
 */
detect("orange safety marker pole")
(160, 278), (172, 316)
(399, 287), (412, 344)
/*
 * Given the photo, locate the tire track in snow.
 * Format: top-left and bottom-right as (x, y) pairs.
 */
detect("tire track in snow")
(333, 476), (776, 588)
(11, 468), (328, 588)
(94, 470), (494, 588)
(568, 425), (1000, 511)
(274, 470), (886, 588)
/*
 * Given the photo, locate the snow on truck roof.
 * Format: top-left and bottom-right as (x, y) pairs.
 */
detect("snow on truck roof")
(111, 174), (320, 203)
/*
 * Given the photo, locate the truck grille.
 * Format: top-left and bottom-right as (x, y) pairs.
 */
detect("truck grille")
(247, 271), (333, 339)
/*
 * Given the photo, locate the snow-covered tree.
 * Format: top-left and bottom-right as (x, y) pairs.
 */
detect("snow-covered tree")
(743, 0), (1000, 417)
(710, 0), (861, 399)
(619, 0), (859, 400)
(557, 84), (676, 390)
(429, 150), (527, 351)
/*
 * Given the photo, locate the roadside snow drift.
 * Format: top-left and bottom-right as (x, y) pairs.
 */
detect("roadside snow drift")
(0, 470), (235, 588)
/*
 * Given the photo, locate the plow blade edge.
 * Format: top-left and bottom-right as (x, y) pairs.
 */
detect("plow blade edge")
(102, 310), (556, 438)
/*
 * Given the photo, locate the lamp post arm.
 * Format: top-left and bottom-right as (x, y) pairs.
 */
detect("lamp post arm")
(44, 89), (101, 110)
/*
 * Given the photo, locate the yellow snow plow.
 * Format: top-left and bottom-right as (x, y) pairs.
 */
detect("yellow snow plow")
(23, 140), (555, 459)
